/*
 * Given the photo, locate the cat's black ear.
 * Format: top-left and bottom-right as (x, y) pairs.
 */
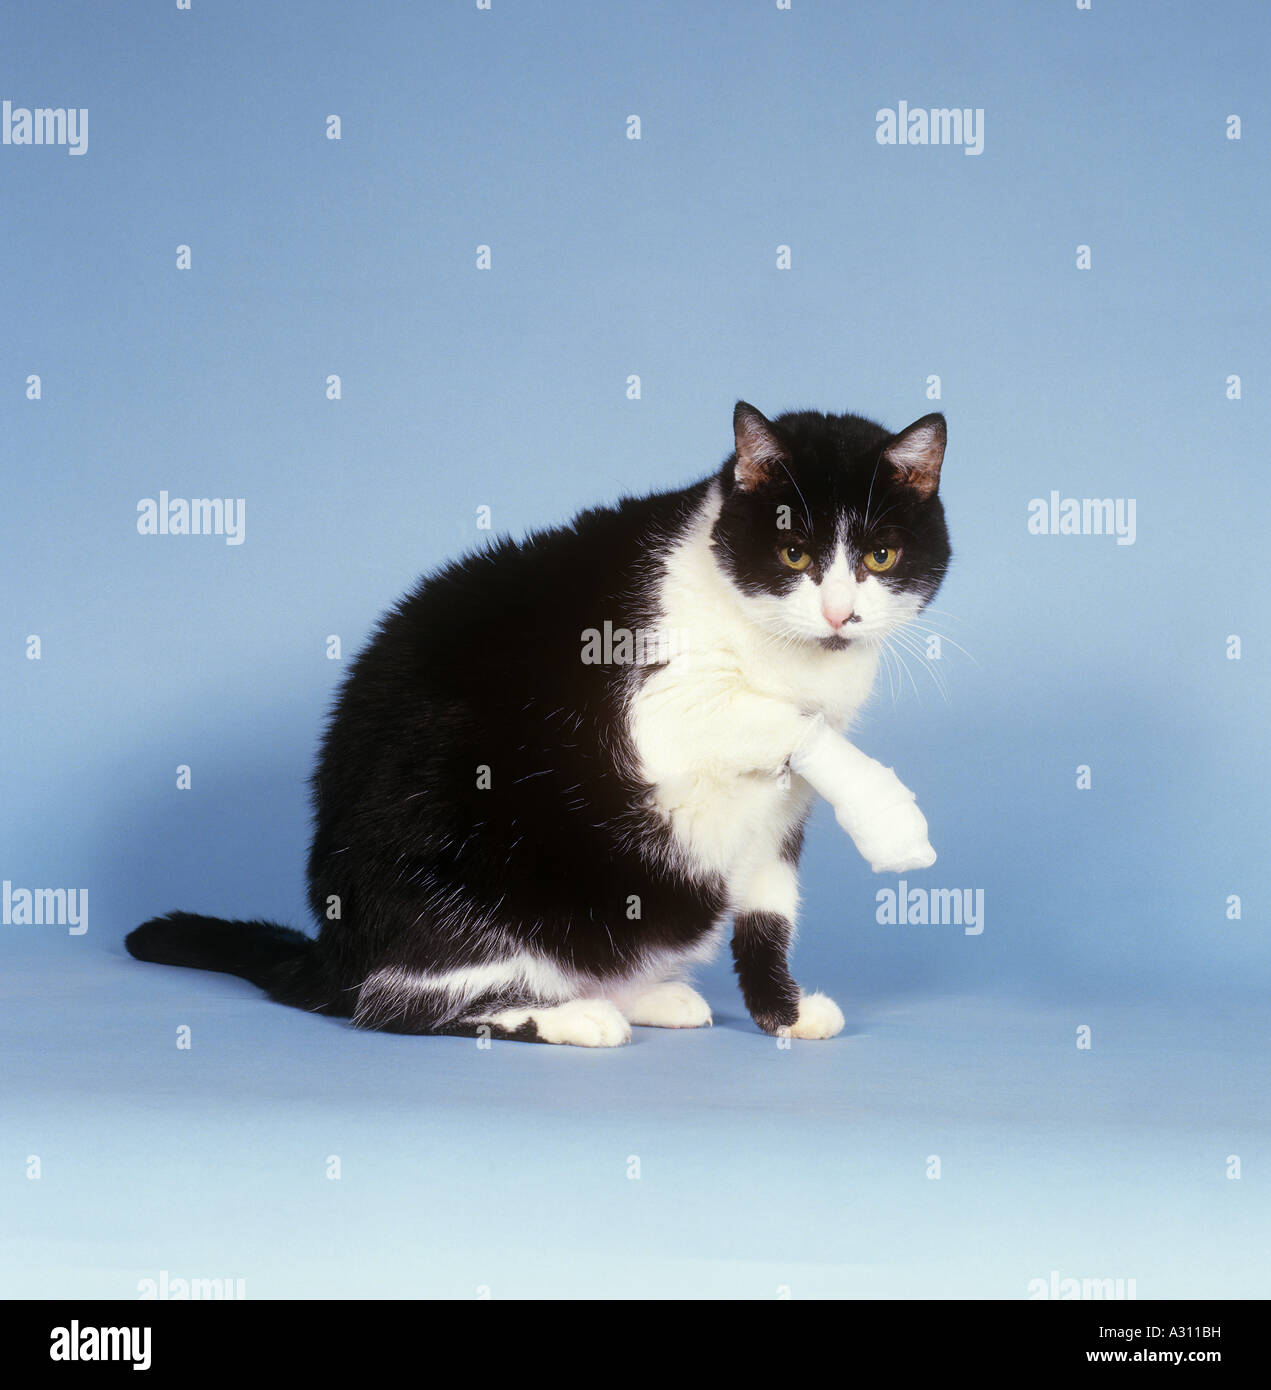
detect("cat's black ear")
(883, 413), (946, 499)
(732, 401), (790, 492)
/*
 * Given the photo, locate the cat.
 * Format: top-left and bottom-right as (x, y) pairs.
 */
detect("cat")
(127, 401), (951, 1045)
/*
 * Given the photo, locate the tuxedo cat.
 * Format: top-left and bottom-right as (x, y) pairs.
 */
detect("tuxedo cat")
(127, 402), (951, 1045)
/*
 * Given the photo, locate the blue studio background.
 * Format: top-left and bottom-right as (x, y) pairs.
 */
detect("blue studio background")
(3, 1), (1268, 1299)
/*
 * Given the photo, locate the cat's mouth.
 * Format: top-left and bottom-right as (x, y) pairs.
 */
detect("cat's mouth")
(818, 633), (853, 651)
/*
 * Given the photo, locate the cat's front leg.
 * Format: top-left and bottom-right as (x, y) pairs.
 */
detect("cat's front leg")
(618, 980), (713, 1028)
(731, 859), (845, 1040)
(789, 716), (936, 874)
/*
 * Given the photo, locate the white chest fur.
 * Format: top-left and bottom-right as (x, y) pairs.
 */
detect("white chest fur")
(626, 486), (880, 888)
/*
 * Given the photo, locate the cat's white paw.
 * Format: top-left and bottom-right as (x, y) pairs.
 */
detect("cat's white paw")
(622, 981), (712, 1029)
(844, 796), (936, 874)
(778, 992), (846, 1040)
(533, 998), (631, 1048)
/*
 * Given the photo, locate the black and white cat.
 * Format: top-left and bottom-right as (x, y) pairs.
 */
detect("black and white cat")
(127, 402), (951, 1045)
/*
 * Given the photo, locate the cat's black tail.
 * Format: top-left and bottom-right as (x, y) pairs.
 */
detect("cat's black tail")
(125, 912), (353, 1018)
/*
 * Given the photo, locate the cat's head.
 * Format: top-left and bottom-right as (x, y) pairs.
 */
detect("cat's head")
(711, 402), (951, 649)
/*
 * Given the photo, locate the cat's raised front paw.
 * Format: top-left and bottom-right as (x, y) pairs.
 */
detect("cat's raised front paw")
(533, 998), (632, 1047)
(845, 796), (936, 874)
(777, 992), (846, 1040)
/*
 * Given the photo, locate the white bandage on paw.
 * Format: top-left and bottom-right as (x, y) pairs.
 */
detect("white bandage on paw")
(789, 715), (936, 874)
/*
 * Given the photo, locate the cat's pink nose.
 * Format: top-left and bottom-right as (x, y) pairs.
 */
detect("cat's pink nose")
(822, 602), (856, 630)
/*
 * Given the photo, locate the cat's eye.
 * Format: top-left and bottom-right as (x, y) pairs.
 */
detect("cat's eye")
(780, 546), (812, 572)
(863, 546), (900, 573)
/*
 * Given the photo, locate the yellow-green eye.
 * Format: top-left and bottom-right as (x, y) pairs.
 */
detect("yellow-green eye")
(780, 546), (812, 572)
(863, 546), (900, 573)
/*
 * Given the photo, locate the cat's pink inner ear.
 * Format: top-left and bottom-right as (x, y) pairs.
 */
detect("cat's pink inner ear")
(733, 401), (790, 492)
(883, 413), (946, 499)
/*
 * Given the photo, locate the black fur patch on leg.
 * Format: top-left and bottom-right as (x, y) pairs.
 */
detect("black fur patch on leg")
(374, 1009), (545, 1043)
(426, 1016), (544, 1043)
(780, 821), (807, 865)
(351, 972), (554, 1042)
(732, 910), (799, 1033)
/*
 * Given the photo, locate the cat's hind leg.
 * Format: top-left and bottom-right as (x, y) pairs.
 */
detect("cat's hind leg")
(477, 998), (631, 1047)
(360, 985), (630, 1046)
(354, 963), (631, 1046)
